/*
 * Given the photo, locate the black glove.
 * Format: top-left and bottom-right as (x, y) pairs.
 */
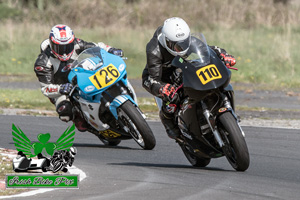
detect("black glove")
(159, 84), (178, 102)
(108, 48), (123, 57)
(59, 83), (73, 95)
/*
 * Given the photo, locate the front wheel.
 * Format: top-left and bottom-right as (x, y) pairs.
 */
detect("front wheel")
(218, 112), (250, 171)
(118, 101), (156, 150)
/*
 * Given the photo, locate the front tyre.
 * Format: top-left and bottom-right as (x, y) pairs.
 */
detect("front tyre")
(218, 112), (250, 171)
(118, 101), (156, 150)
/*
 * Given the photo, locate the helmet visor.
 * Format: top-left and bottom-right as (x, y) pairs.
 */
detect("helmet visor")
(166, 36), (191, 53)
(51, 42), (74, 56)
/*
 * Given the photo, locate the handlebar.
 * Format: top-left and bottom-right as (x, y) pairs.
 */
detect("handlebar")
(68, 84), (78, 97)
(227, 66), (238, 71)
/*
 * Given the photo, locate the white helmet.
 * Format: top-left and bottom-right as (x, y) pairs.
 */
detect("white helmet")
(161, 17), (191, 57)
(49, 24), (75, 61)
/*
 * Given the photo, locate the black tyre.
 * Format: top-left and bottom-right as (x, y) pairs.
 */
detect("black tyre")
(118, 101), (156, 150)
(218, 112), (250, 171)
(180, 144), (211, 167)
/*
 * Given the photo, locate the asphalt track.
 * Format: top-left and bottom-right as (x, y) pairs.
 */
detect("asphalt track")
(0, 115), (300, 200)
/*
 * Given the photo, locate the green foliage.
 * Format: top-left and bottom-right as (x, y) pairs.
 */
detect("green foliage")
(1, 0), (300, 29)
(0, 3), (21, 20)
(0, 0), (299, 88)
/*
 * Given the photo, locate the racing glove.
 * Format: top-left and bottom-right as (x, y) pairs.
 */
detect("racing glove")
(108, 48), (123, 57)
(159, 84), (178, 102)
(220, 53), (236, 68)
(59, 83), (73, 95)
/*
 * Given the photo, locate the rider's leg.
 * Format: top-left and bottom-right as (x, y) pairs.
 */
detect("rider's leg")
(55, 95), (88, 132)
(159, 102), (181, 139)
(55, 95), (73, 121)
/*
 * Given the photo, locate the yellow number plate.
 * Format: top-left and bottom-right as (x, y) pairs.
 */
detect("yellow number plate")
(89, 64), (120, 89)
(196, 64), (222, 85)
(99, 129), (121, 138)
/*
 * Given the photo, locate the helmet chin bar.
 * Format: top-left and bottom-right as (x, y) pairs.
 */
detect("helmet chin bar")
(164, 41), (189, 57)
(52, 50), (74, 61)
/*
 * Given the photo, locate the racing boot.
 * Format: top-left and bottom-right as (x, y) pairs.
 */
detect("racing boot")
(57, 100), (88, 132)
(73, 112), (88, 132)
(159, 110), (181, 140)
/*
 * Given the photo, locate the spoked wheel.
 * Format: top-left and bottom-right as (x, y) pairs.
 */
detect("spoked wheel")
(218, 112), (250, 171)
(117, 101), (156, 150)
(180, 144), (211, 167)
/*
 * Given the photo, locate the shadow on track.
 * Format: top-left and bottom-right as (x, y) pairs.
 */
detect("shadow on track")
(108, 162), (231, 172)
(73, 143), (141, 150)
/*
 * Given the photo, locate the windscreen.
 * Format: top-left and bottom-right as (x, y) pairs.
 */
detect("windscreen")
(71, 47), (103, 71)
(184, 33), (210, 67)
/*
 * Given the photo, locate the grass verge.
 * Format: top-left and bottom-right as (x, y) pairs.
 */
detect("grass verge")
(1, 89), (299, 121)
(0, 149), (29, 196)
(0, 89), (53, 110)
(1, 22), (300, 89)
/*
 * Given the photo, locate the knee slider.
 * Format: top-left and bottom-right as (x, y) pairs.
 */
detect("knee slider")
(56, 100), (74, 121)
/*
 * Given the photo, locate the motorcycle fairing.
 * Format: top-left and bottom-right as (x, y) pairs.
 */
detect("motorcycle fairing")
(172, 48), (231, 92)
(76, 96), (110, 131)
(178, 101), (224, 158)
(68, 48), (127, 98)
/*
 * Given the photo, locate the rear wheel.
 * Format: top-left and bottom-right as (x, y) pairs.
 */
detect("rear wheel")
(118, 101), (156, 150)
(218, 112), (250, 171)
(180, 144), (211, 167)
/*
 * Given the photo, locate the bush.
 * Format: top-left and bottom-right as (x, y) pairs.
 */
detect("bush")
(1, 0), (300, 29)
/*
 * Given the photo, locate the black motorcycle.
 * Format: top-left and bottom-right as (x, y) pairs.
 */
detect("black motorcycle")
(170, 33), (249, 171)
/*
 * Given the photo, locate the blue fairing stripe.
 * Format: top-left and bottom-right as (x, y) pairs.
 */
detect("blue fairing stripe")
(109, 95), (137, 119)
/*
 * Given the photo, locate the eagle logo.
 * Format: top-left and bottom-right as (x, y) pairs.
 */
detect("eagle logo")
(12, 124), (76, 158)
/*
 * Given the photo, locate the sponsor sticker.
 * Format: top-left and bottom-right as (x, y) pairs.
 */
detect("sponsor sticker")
(218, 107), (228, 113)
(84, 85), (95, 92)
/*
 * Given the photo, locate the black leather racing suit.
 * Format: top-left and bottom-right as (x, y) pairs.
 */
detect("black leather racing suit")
(142, 26), (229, 98)
(142, 26), (231, 138)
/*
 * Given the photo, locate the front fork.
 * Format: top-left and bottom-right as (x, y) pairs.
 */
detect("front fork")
(201, 92), (244, 148)
(221, 93), (245, 137)
(201, 100), (225, 148)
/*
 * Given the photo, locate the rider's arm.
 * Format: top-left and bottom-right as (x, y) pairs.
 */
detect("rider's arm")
(209, 46), (228, 57)
(142, 45), (166, 97)
(34, 48), (61, 98)
(75, 38), (113, 53)
(76, 38), (122, 56)
(75, 38), (98, 54)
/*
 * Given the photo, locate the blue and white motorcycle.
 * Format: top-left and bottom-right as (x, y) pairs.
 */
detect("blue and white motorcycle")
(68, 47), (156, 150)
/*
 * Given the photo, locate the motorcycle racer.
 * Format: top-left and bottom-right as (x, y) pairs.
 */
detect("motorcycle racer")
(142, 17), (236, 140)
(34, 24), (123, 132)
